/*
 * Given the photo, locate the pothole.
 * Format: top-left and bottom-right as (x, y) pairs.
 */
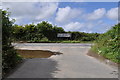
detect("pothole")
(16, 49), (63, 58)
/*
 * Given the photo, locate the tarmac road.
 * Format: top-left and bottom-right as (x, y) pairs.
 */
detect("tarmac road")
(7, 43), (118, 78)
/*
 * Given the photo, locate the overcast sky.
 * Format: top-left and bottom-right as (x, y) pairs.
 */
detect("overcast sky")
(3, 2), (119, 33)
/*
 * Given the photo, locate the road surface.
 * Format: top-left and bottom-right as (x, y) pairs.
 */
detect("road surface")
(7, 43), (118, 78)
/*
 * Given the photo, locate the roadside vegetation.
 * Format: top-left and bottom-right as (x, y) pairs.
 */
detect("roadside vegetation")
(12, 21), (100, 43)
(91, 24), (120, 63)
(2, 10), (22, 77)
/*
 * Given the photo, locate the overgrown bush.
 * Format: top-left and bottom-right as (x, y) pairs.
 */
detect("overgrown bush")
(2, 10), (22, 76)
(70, 32), (100, 41)
(92, 24), (120, 63)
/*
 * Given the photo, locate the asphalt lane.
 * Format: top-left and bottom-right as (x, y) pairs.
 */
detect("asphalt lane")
(8, 43), (118, 78)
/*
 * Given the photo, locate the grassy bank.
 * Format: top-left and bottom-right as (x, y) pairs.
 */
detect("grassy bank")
(91, 24), (120, 63)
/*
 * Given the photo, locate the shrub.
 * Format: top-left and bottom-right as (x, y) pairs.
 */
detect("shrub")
(2, 10), (22, 76)
(92, 24), (120, 63)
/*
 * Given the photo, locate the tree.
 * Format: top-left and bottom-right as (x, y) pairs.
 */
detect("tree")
(36, 21), (65, 40)
(12, 24), (25, 40)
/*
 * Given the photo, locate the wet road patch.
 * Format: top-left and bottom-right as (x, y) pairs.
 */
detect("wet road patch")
(16, 49), (63, 58)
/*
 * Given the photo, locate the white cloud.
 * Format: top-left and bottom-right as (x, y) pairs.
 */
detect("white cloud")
(63, 21), (97, 32)
(3, 2), (58, 24)
(2, 0), (85, 2)
(0, 6), (2, 9)
(106, 7), (118, 20)
(35, 3), (58, 20)
(86, 8), (106, 20)
(55, 6), (82, 24)
(64, 22), (85, 31)
(2, 0), (119, 2)
(63, 20), (111, 33)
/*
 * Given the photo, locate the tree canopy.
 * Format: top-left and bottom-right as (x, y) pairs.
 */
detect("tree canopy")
(12, 21), (100, 42)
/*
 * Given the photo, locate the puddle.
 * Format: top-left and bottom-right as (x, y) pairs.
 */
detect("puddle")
(16, 49), (63, 58)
